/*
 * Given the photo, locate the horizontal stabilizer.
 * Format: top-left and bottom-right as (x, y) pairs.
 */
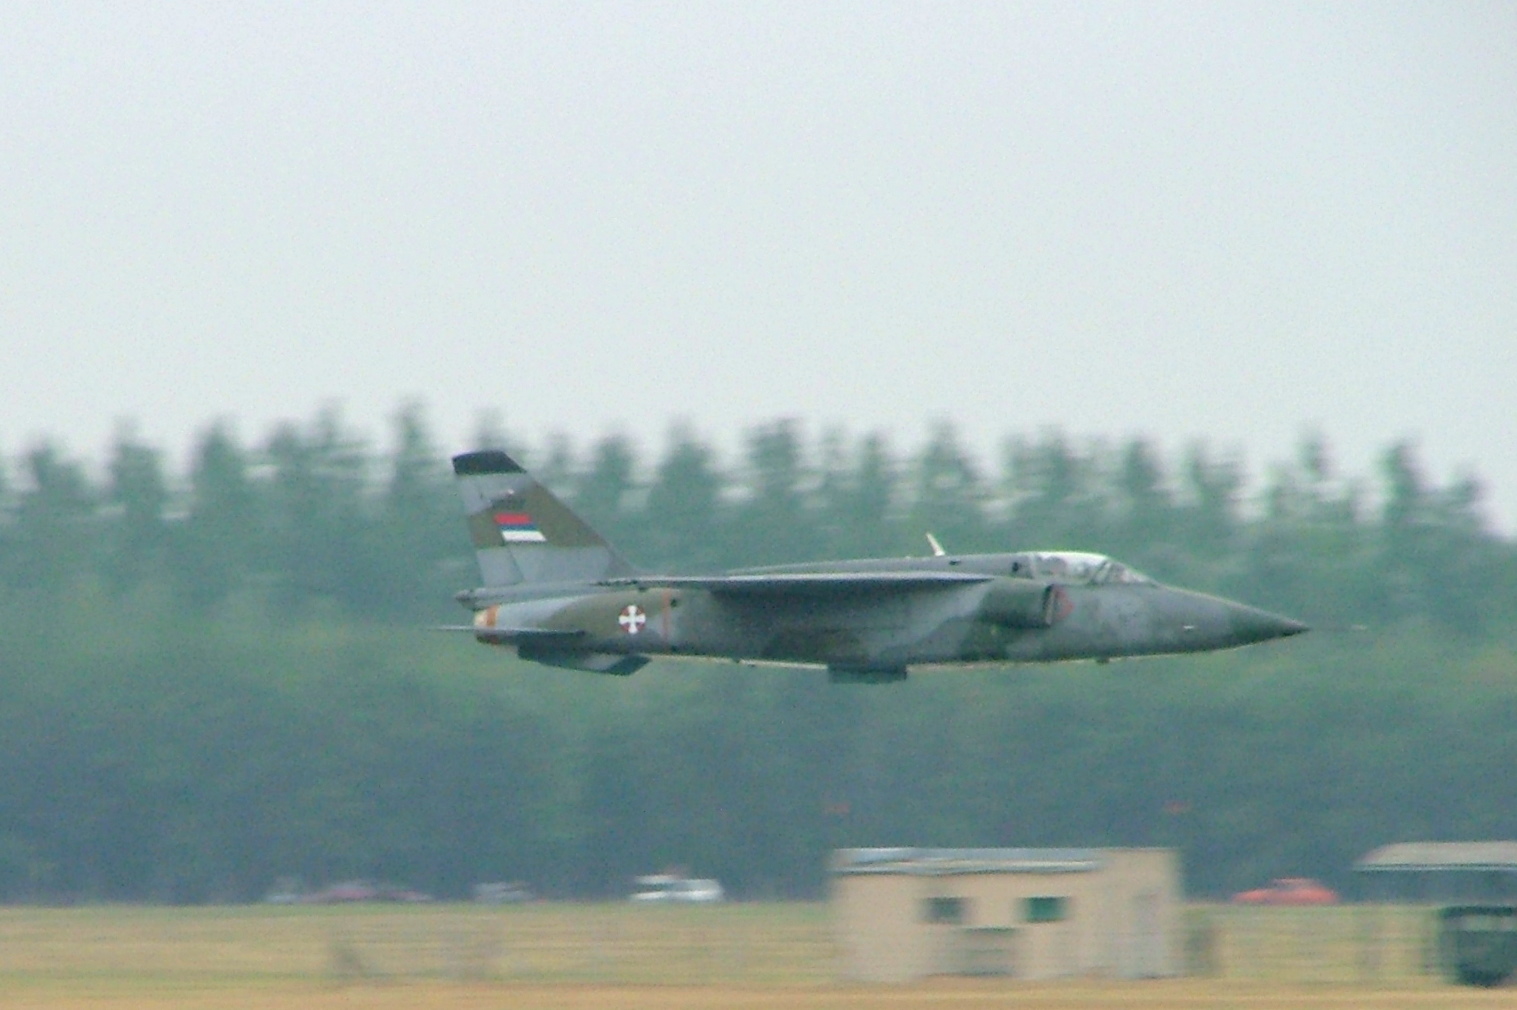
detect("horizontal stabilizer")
(601, 571), (993, 596)
(516, 646), (648, 676)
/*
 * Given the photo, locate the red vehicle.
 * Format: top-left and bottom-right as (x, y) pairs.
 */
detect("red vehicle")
(1231, 877), (1340, 905)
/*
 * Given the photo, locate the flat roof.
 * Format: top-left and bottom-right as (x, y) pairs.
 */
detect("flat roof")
(833, 847), (1104, 876)
(1357, 842), (1517, 873)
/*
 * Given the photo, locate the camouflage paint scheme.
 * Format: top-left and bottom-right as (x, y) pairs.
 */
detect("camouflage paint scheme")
(448, 450), (1306, 683)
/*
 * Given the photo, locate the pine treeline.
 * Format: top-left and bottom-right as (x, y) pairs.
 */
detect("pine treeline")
(0, 409), (1513, 903)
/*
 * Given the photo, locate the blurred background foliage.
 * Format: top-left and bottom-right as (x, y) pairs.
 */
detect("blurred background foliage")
(0, 407), (1513, 903)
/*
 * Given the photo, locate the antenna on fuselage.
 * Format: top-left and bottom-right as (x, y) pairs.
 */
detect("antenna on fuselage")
(925, 532), (946, 557)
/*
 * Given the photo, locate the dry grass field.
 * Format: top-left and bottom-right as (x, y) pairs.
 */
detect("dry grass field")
(0, 903), (1505, 1009)
(4, 979), (1515, 1010)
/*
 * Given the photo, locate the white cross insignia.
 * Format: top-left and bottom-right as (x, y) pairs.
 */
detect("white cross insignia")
(618, 604), (647, 634)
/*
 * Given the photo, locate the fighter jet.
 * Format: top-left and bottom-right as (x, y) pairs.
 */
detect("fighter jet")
(446, 449), (1307, 683)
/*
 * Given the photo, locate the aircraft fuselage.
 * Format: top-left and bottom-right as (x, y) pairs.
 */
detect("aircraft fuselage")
(456, 551), (1306, 681)
(446, 450), (1306, 682)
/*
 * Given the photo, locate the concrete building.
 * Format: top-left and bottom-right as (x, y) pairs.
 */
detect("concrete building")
(831, 847), (1181, 982)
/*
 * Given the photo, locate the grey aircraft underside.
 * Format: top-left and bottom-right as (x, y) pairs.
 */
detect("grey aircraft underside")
(445, 450), (1307, 683)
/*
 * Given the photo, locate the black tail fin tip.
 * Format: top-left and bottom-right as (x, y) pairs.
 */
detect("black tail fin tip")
(453, 450), (525, 476)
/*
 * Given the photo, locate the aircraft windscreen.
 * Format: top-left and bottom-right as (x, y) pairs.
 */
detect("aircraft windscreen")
(1095, 559), (1154, 585)
(1030, 552), (1154, 585)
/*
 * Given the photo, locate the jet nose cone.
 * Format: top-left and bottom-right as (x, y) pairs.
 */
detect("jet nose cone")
(1229, 603), (1310, 644)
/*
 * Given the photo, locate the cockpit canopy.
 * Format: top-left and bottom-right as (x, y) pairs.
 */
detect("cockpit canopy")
(1020, 551), (1155, 586)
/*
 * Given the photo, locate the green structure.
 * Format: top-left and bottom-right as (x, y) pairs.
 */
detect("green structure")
(1358, 842), (1517, 988)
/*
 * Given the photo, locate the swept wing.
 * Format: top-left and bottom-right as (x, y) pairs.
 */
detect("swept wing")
(601, 571), (993, 595)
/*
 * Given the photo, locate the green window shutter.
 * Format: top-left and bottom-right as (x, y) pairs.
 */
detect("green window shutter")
(923, 897), (967, 924)
(1025, 896), (1067, 923)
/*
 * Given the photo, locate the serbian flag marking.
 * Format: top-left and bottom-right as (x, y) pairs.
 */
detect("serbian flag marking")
(494, 511), (547, 543)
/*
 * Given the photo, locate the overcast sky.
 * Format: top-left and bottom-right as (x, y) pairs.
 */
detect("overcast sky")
(2, 2), (1514, 529)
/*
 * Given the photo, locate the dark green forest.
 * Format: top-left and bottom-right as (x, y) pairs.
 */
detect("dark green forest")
(1, 407), (1514, 903)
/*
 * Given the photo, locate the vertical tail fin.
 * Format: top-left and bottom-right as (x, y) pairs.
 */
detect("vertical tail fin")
(452, 450), (637, 587)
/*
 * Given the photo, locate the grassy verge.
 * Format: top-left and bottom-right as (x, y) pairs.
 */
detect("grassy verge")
(0, 901), (1480, 1005)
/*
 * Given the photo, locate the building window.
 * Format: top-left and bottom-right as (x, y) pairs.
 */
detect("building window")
(1025, 896), (1067, 923)
(923, 896), (966, 924)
